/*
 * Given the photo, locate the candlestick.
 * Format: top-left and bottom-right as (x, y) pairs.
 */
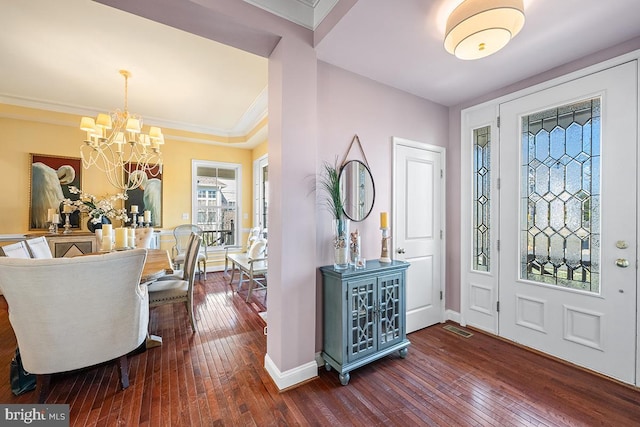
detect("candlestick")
(379, 227), (392, 263)
(63, 213), (72, 234)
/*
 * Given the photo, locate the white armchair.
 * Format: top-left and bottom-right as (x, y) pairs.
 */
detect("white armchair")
(0, 249), (149, 403)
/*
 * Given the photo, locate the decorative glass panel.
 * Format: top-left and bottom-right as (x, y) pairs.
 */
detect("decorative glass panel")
(379, 276), (401, 345)
(350, 283), (375, 355)
(521, 98), (600, 292)
(473, 126), (491, 272)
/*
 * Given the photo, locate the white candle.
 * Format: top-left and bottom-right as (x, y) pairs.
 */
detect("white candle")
(138, 216), (144, 224)
(130, 205), (139, 214)
(144, 210), (151, 223)
(128, 228), (136, 248)
(63, 205), (73, 214)
(101, 224), (113, 251)
(52, 214), (59, 224)
(115, 227), (127, 249)
(47, 208), (55, 222)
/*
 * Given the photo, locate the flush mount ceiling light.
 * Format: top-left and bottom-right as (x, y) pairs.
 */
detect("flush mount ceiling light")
(444, 0), (525, 60)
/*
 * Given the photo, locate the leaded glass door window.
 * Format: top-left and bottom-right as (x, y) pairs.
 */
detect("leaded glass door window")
(521, 99), (600, 292)
(378, 273), (403, 350)
(348, 278), (376, 361)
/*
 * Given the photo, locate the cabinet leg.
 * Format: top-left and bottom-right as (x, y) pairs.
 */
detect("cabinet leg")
(339, 372), (350, 386)
(399, 347), (409, 359)
(325, 361), (332, 372)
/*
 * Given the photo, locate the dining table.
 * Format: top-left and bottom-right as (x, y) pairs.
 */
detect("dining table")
(140, 248), (174, 283)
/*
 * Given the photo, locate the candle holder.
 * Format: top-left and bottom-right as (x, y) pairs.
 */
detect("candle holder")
(131, 213), (138, 228)
(63, 213), (72, 234)
(48, 221), (58, 235)
(379, 227), (392, 263)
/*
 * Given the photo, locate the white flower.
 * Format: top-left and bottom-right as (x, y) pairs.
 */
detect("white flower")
(62, 186), (129, 223)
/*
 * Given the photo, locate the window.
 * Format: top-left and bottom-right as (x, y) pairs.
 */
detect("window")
(192, 160), (241, 248)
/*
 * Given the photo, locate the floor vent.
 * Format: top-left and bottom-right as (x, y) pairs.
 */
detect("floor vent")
(443, 324), (473, 338)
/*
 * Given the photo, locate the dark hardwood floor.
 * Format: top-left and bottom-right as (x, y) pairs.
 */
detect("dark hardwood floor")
(1, 272), (639, 426)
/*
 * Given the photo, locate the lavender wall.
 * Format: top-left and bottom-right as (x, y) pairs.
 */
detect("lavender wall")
(316, 61), (449, 349)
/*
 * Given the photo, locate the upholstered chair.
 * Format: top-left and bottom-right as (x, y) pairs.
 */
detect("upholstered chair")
(135, 227), (155, 249)
(148, 233), (201, 332)
(0, 249), (149, 403)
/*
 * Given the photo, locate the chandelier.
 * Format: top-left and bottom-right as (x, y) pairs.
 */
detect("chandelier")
(80, 70), (163, 191)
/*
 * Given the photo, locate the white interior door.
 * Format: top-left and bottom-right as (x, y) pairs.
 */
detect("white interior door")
(393, 138), (445, 333)
(499, 62), (638, 384)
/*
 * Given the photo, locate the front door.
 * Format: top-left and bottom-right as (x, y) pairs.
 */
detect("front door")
(393, 138), (444, 333)
(498, 62), (637, 383)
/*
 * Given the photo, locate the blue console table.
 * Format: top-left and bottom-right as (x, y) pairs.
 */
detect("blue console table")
(320, 260), (410, 385)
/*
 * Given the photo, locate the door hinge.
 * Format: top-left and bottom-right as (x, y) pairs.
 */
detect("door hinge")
(497, 177), (501, 190)
(497, 240), (500, 251)
(440, 169), (443, 178)
(440, 290), (443, 300)
(496, 301), (500, 312)
(440, 230), (443, 240)
(497, 116), (500, 128)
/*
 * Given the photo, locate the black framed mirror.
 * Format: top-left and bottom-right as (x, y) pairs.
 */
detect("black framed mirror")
(339, 160), (375, 221)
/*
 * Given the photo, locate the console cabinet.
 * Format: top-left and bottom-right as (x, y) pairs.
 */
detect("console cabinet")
(320, 260), (410, 385)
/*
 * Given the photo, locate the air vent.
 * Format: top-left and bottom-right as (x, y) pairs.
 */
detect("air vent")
(443, 324), (473, 338)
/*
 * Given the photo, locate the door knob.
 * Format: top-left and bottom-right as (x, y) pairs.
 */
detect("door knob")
(397, 248), (405, 254)
(615, 258), (629, 268)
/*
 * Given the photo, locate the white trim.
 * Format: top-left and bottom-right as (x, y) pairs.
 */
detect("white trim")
(264, 354), (318, 390)
(253, 154), (269, 229)
(446, 309), (461, 324)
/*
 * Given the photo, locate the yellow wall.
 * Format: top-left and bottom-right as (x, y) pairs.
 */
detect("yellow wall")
(0, 104), (262, 236)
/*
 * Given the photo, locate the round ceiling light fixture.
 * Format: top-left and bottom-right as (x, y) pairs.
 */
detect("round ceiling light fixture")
(444, 0), (525, 60)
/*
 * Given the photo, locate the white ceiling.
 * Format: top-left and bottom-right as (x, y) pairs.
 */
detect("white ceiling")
(2, 0), (640, 146)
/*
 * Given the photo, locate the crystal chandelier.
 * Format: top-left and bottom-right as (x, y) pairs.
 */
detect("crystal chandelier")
(80, 70), (163, 191)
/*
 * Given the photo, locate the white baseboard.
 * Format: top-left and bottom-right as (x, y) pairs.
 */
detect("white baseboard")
(446, 309), (461, 324)
(264, 353), (318, 390)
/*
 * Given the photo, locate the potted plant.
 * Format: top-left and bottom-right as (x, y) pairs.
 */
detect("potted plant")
(319, 160), (349, 270)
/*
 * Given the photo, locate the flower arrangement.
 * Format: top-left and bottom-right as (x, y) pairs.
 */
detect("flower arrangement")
(62, 186), (129, 224)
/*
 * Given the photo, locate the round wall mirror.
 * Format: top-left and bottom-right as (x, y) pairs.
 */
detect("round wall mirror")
(339, 160), (375, 222)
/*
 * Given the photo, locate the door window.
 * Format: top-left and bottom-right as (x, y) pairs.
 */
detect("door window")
(520, 98), (600, 292)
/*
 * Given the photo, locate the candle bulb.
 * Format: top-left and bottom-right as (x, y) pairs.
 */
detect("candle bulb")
(380, 212), (389, 229)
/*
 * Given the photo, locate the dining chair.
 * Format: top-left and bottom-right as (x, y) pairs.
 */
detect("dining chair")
(1, 241), (31, 258)
(0, 249), (149, 403)
(148, 233), (201, 332)
(171, 224), (207, 279)
(134, 227), (155, 249)
(25, 236), (53, 259)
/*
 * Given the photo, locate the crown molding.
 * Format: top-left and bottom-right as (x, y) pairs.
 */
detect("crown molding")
(244, 0), (338, 30)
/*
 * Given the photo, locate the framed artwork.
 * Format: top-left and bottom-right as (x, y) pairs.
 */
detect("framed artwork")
(125, 163), (163, 227)
(30, 154), (82, 230)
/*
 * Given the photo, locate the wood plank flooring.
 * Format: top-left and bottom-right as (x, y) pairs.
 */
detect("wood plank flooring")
(1, 272), (639, 426)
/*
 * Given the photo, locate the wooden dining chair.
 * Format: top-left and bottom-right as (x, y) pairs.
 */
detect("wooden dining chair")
(148, 233), (201, 332)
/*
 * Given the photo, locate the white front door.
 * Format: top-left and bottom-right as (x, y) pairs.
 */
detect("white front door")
(499, 62), (638, 383)
(393, 138), (445, 333)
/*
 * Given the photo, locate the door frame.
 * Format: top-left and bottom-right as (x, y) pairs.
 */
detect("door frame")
(392, 137), (447, 325)
(460, 51), (640, 385)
